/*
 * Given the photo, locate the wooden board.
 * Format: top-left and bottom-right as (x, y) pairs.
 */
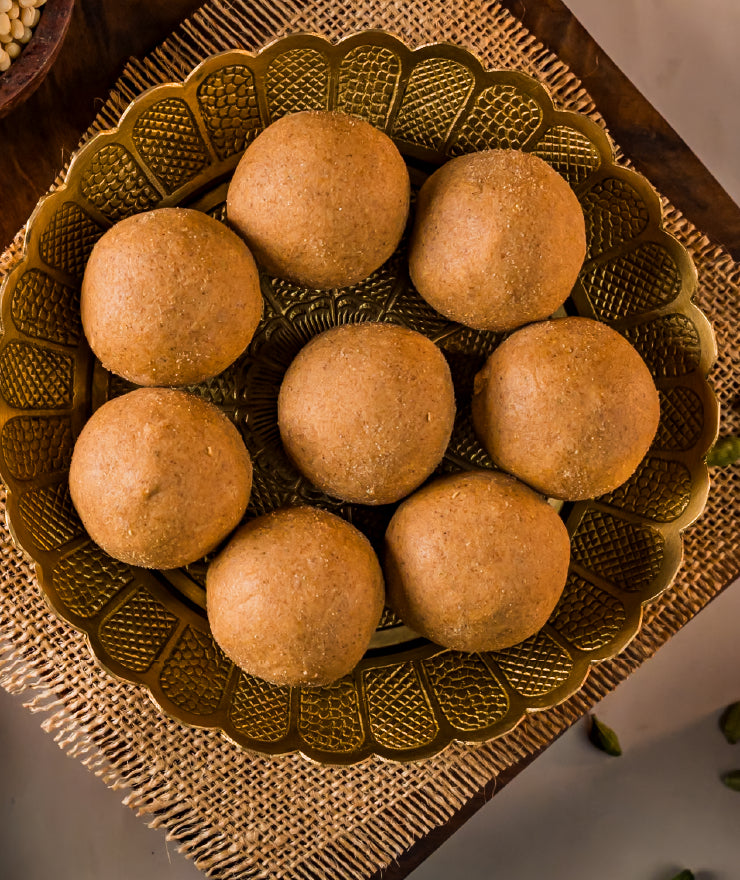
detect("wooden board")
(1, 3), (738, 878)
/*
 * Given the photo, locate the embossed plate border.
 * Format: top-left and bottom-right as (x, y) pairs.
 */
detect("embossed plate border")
(0, 32), (719, 764)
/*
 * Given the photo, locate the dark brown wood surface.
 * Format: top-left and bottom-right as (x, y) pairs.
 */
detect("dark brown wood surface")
(1, 2), (738, 879)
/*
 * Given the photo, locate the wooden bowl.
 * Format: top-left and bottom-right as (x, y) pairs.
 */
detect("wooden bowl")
(0, 0), (75, 119)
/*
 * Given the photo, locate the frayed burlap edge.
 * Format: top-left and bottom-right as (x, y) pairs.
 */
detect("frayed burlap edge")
(1, 2), (738, 879)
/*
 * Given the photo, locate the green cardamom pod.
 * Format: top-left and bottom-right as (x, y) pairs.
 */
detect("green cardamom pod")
(587, 714), (622, 756)
(670, 871), (695, 880)
(721, 769), (740, 791)
(706, 435), (740, 467)
(720, 701), (740, 744)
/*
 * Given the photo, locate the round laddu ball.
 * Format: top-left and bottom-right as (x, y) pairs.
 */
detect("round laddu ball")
(226, 110), (410, 289)
(471, 317), (661, 500)
(206, 506), (385, 686)
(277, 323), (456, 505)
(81, 207), (263, 386)
(69, 388), (252, 569)
(385, 470), (570, 652)
(408, 149), (586, 331)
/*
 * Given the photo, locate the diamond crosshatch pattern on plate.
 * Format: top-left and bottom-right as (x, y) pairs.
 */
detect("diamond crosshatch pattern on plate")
(0, 34), (717, 763)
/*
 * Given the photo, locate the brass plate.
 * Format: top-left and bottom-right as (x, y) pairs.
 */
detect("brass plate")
(0, 32), (718, 764)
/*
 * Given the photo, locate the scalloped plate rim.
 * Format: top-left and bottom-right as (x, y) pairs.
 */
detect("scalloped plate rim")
(0, 30), (721, 764)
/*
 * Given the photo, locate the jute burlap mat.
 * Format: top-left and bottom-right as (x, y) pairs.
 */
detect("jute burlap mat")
(1, 2), (738, 878)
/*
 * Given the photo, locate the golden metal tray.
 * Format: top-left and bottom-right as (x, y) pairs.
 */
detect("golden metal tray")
(0, 32), (718, 763)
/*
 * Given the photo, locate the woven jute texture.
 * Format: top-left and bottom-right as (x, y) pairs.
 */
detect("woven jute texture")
(1, 2), (738, 878)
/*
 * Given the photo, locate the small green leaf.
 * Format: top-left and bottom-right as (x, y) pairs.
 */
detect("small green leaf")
(720, 701), (740, 744)
(587, 714), (622, 756)
(721, 769), (740, 791)
(706, 435), (740, 467)
(670, 871), (695, 880)
(719, 702), (740, 746)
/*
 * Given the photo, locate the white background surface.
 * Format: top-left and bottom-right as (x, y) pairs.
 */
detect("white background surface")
(1, 1), (739, 878)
